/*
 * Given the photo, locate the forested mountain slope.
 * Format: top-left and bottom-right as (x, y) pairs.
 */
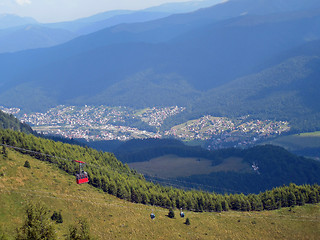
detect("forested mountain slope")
(0, 110), (34, 134)
(1, 129), (319, 209)
(162, 40), (320, 132)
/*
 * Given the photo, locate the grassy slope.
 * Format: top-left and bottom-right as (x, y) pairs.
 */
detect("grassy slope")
(1, 149), (320, 240)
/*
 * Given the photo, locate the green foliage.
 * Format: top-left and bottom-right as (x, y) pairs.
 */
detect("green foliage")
(67, 218), (92, 240)
(168, 208), (175, 218)
(185, 218), (190, 225)
(1, 146), (8, 158)
(15, 202), (56, 240)
(23, 160), (31, 169)
(0, 226), (8, 240)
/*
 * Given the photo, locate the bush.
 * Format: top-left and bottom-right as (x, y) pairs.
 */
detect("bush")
(23, 161), (30, 169)
(67, 218), (91, 240)
(168, 208), (175, 218)
(1, 146), (8, 159)
(51, 211), (63, 224)
(0, 226), (8, 240)
(15, 202), (56, 240)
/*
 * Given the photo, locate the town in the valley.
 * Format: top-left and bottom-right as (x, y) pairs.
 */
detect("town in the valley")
(1, 105), (290, 149)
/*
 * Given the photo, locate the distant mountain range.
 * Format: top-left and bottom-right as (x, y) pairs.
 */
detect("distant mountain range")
(0, 0), (224, 53)
(0, 14), (38, 29)
(0, 25), (77, 53)
(0, 0), (320, 132)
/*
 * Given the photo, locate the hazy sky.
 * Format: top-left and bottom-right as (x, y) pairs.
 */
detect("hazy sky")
(0, 0), (196, 23)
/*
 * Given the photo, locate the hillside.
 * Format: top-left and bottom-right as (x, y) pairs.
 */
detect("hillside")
(0, 110), (34, 134)
(190, 51), (320, 132)
(1, 147), (320, 239)
(1, 129), (319, 210)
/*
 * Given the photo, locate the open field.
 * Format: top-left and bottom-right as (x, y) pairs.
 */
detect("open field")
(265, 132), (320, 150)
(1, 150), (319, 239)
(128, 155), (251, 178)
(299, 131), (320, 137)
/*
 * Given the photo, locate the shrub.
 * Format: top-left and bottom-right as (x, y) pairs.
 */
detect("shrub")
(23, 161), (31, 169)
(51, 211), (63, 224)
(168, 208), (175, 218)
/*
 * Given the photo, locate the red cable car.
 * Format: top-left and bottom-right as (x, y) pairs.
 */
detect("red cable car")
(74, 160), (89, 184)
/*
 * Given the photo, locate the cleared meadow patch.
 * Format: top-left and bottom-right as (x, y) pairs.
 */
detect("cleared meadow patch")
(128, 155), (251, 178)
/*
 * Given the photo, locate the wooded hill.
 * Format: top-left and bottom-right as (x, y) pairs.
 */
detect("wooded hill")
(1, 129), (319, 213)
(0, 110), (34, 134)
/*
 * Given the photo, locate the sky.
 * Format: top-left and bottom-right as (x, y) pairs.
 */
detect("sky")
(0, 0), (195, 23)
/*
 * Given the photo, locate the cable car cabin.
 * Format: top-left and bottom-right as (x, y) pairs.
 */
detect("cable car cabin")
(76, 172), (89, 184)
(74, 160), (89, 184)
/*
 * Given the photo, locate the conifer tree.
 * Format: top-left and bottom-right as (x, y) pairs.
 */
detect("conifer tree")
(185, 218), (191, 225)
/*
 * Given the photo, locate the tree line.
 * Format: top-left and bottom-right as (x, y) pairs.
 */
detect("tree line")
(1, 129), (319, 213)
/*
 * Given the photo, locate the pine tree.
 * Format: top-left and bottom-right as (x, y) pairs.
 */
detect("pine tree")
(185, 218), (191, 225)
(288, 191), (296, 207)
